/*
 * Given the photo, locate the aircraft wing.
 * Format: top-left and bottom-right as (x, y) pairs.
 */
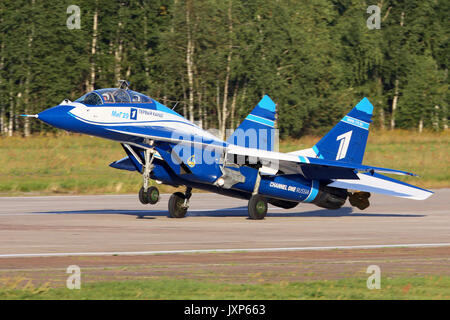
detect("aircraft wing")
(226, 145), (415, 178)
(226, 145), (432, 200)
(104, 126), (432, 200)
(106, 127), (415, 179)
(106, 125), (227, 149)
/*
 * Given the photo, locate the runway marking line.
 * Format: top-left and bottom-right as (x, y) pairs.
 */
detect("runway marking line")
(0, 243), (449, 258)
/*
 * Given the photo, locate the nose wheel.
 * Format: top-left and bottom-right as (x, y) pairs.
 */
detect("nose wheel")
(168, 187), (192, 218)
(247, 168), (267, 220)
(139, 186), (160, 205)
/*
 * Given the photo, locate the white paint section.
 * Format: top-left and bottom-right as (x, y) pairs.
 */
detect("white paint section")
(329, 173), (433, 200)
(259, 166), (279, 175)
(228, 144), (301, 163)
(288, 148), (317, 158)
(66, 102), (86, 108)
(0, 243), (448, 258)
(69, 105), (221, 142)
(69, 105), (182, 125)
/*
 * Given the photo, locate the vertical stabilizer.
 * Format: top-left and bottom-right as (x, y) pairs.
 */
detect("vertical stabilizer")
(227, 95), (277, 151)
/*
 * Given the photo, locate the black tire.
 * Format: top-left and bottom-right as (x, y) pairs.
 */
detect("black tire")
(138, 186), (149, 205)
(168, 192), (188, 218)
(348, 191), (371, 210)
(146, 186), (160, 205)
(248, 195), (268, 220)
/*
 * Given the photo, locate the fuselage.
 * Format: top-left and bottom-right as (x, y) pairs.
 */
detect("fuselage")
(34, 88), (433, 216)
(38, 88), (322, 207)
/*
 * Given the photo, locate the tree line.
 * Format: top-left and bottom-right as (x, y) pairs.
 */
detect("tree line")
(0, 0), (448, 138)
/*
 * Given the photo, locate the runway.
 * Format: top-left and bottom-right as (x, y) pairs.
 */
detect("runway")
(0, 189), (449, 257)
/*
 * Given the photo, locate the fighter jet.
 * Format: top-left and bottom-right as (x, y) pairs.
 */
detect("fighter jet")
(24, 81), (433, 219)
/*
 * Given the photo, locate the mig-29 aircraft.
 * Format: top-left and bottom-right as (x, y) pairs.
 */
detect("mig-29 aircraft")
(24, 81), (433, 219)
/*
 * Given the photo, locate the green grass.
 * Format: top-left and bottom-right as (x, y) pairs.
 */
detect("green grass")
(0, 133), (175, 195)
(0, 130), (448, 195)
(1, 276), (448, 300)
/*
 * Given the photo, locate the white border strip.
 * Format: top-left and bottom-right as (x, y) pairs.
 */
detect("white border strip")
(1, 243), (449, 258)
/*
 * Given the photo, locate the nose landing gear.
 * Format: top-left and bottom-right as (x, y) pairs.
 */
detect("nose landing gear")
(139, 186), (160, 205)
(138, 147), (160, 205)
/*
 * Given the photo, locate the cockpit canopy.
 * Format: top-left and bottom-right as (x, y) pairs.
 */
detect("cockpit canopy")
(75, 88), (152, 106)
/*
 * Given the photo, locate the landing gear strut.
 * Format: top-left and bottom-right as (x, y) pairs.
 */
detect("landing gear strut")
(138, 147), (160, 205)
(168, 187), (192, 218)
(247, 168), (267, 220)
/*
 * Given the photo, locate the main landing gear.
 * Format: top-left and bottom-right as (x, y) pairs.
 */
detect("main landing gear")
(247, 168), (268, 220)
(168, 187), (192, 218)
(248, 194), (268, 220)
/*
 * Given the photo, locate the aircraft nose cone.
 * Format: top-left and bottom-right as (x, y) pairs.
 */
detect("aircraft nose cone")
(38, 106), (63, 127)
(38, 105), (74, 130)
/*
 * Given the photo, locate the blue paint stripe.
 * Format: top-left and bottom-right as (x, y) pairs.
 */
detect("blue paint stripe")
(342, 115), (370, 130)
(312, 145), (324, 159)
(303, 180), (319, 203)
(312, 145), (319, 155)
(298, 156), (308, 163)
(245, 114), (275, 127)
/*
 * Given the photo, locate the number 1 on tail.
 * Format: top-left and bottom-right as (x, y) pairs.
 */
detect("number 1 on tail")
(336, 131), (352, 160)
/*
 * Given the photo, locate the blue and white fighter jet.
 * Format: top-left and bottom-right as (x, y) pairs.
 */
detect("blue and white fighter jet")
(26, 81), (433, 219)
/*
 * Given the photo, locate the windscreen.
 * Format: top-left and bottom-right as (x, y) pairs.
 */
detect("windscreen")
(75, 92), (103, 105)
(75, 89), (152, 105)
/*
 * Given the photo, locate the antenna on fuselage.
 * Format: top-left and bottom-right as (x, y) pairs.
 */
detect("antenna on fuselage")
(118, 80), (130, 90)
(172, 102), (179, 110)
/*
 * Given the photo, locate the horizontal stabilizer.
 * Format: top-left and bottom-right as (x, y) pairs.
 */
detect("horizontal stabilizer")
(328, 172), (433, 200)
(300, 165), (359, 180)
(227, 144), (418, 178)
(303, 157), (418, 177)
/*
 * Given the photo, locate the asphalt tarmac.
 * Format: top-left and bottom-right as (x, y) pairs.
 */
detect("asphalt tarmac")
(0, 189), (448, 256)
